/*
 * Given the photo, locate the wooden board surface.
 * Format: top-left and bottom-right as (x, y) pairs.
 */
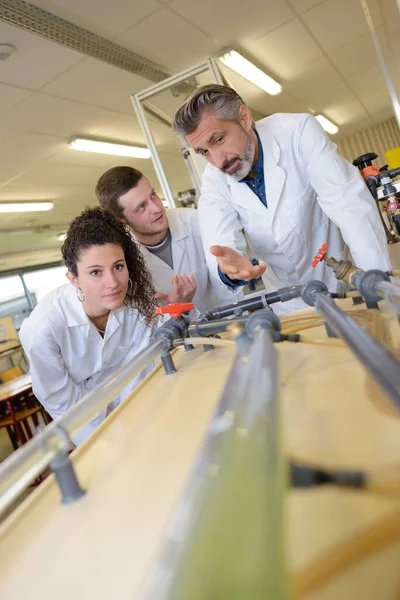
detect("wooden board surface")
(1, 300), (400, 599)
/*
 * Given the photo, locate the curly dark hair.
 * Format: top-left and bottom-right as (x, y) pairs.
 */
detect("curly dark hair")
(61, 206), (156, 324)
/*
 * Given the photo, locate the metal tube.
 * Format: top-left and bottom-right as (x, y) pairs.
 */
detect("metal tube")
(314, 293), (400, 405)
(361, 0), (400, 130)
(135, 61), (212, 100)
(0, 338), (166, 517)
(203, 285), (302, 321)
(131, 94), (176, 208)
(141, 325), (286, 599)
(142, 101), (173, 128)
(188, 315), (249, 337)
(207, 57), (225, 85)
(376, 280), (400, 307)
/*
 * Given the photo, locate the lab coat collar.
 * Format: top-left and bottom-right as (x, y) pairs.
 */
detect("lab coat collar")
(225, 121), (285, 220)
(167, 210), (189, 273)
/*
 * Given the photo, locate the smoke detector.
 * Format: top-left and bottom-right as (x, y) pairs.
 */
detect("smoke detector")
(0, 44), (16, 61)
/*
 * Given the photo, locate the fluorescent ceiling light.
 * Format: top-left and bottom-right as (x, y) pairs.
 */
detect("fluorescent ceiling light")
(0, 202), (53, 213)
(57, 233), (67, 241)
(315, 115), (338, 135)
(219, 49), (282, 96)
(69, 138), (151, 159)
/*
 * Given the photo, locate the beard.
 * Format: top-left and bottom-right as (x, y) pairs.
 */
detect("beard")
(221, 129), (256, 180)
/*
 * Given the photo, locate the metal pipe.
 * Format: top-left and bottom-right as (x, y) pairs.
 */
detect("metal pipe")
(208, 57), (225, 85)
(0, 338), (167, 517)
(131, 94), (176, 208)
(135, 61), (212, 100)
(141, 320), (286, 599)
(314, 293), (400, 406)
(142, 100), (173, 128)
(361, 0), (400, 130)
(188, 315), (249, 337)
(202, 285), (303, 321)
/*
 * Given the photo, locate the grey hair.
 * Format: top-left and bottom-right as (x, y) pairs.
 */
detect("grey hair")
(173, 84), (244, 137)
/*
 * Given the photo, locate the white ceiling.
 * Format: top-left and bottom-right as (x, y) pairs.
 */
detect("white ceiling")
(0, 0), (399, 271)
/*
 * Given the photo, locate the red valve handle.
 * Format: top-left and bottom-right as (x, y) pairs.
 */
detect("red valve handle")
(311, 243), (328, 267)
(156, 302), (194, 317)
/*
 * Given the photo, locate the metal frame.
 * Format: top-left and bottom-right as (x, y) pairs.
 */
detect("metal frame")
(361, 0), (400, 129)
(131, 58), (225, 208)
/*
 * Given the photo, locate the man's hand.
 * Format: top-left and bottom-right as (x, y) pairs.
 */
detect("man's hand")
(155, 274), (197, 304)
(210, 245), (266, 281)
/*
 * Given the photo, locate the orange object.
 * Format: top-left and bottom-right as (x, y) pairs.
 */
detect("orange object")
(311, 243), (328, 267)
(156, 302), (194, 317)
(359, 164), (380, 180)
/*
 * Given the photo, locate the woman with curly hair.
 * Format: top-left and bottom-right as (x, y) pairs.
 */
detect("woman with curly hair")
(20, 207), (158, 444)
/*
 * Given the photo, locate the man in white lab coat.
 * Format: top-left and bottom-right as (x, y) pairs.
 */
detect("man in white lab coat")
(96, 166), (234, 314)
(173, 84), (392, 313)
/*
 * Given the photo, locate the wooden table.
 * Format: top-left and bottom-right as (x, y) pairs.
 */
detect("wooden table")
(0, 374), (32, 403)
(1, 301), (400, 599)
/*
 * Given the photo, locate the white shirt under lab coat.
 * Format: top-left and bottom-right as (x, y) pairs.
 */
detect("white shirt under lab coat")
(135, 208), (238, 315)
(19, 283), (156, 445)
(199, 113), (392, 314)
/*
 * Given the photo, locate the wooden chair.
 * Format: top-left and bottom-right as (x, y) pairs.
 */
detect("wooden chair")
(0, 365), (24, 382)
(0, 368), (51, 452)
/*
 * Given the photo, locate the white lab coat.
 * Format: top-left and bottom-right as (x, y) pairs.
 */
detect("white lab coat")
(199, 113), (392, 314)
(19, 284), (156, 445)
(135, 208), (238, 314)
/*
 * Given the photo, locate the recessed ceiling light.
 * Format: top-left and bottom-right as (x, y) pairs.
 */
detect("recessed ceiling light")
(0, 202), (54, 213)
(219, 49), (282, 96)
(68, 137), (151, 159)
(315, 115), (339, 135)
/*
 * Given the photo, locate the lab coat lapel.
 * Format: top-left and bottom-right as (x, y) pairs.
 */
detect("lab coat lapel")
(139, 242), (172, 273)
(257, 122), (286, 221)
(168, 211), (188, 274)
(227, 123), (286, 221)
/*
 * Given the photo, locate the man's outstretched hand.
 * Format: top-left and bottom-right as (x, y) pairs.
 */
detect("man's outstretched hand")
(155, 274), (197, 304)
(210, 245), (266, 282)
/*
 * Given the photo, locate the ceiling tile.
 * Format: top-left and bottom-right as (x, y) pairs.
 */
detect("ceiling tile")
(10, 164), (99, 187)
(0, 84), (33, 112)
(301, 0), (378, 52)
(116, 9), (219, 72)
(283, 57), (355, 112)
(28, 0), (161, 39)
(347, 65), (388, 100)
(322, 97), (369, 126)
(244, 19), (323, 81)
(286, 0), (326, 13)
(218, 66), (307, 114)
(0, 130), (63, 184)
(1, 93), (148, 144)
(169, 0), (294, 45)
(0, 22), (84, 89)
(42, 58), (154, 115)
(328, 33), (379, 79)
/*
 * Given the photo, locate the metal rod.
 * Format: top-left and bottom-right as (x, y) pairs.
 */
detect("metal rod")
(135, 61), (212, 100)
(141, 323), (286, 599)
(0, 338), (167, 517)
(314, 293), (400, 405)
(188, 315), (249, 337)
(361, 0), (400, 129)
(142, 101), (173, 128)
(131, 94), (176, 208)
(202, 285), (303, 321)
(207, 57), (225, 85)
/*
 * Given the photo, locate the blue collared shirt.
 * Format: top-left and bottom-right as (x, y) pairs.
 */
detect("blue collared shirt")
(239, 129), (266, 207)
(218, 129), (265, 288)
